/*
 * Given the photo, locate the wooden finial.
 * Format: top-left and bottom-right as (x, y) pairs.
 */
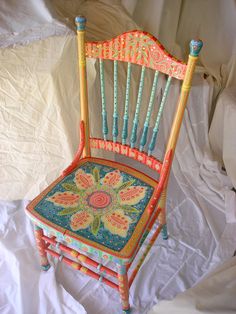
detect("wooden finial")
(75, 16), (86, 31)
(190, 39), (203, 57)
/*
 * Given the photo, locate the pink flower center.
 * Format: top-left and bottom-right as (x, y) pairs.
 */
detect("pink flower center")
(87, 191), (112, 209)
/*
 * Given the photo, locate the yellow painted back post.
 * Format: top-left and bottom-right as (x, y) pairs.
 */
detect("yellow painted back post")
(161, 40), (203, 196)
(75, 16), (91, 157)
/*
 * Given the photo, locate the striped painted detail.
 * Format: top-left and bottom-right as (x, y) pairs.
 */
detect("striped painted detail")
(85, 30), (187, 80)
(148, 76), (172, 155)
(113, 60), (119, 142)
(99, 59), (108, 140)
(139, 70), (159, 151)
(130, 66), (146, 148)
(122, 62), (132, 145)
(90, 138), (162, 173)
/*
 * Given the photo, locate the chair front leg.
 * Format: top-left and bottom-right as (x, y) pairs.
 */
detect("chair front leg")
(117, 265), (130, 314)
(158, 189), (168, 240)
(34, 225), (51, 271)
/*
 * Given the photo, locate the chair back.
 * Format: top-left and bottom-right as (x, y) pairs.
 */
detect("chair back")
(75, 16), (202, 190)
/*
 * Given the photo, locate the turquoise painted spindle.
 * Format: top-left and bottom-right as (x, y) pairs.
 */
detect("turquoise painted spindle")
(113, 60), (118, 142)
(148, 76), (172, 155)
(122, 62), (132, 145)
(130, 66), (146, 148)
(139, 70), (159, 152)
(99, 59), (108, 140)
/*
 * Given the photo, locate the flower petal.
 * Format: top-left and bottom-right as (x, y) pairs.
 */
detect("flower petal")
(74, 169), (95, 189)
(70, 210), (94, 231)
(47, 192), (80, 208)
(101, 209), (132, 237)
(102, 169), (123, 188)
(119, 186), (146, 205)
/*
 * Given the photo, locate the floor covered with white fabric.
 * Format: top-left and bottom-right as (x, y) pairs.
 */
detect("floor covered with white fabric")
(1, 1), (236, 314)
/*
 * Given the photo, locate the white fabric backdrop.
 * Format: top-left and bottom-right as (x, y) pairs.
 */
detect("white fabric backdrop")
(0, 1), (236, 313)
(149, 256), (236, 314)
(0, 0), (140, 199)
(133, 0), (236, 190)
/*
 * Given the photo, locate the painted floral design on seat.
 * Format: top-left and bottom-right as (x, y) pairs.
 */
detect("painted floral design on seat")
(47, 168), (146, 238)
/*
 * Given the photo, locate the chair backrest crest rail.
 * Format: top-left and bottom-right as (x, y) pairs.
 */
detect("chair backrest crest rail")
(85, 30), (187, 79)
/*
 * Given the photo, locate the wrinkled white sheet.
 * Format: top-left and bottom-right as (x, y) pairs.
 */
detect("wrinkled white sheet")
(209, 89), (236, 191)
(0, 0), (139, 200)
(0, 200), (86, 314)
(0, 0), (71, 47)
(1, 1), (236, 313)
(0, 194), (234, 314)
(132, 0), (236, 222)
(149, 256), (236, 314)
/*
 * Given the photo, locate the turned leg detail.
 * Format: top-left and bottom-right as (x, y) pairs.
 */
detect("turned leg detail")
(117, 265), (130, 313)
(34, 225), (51, 271)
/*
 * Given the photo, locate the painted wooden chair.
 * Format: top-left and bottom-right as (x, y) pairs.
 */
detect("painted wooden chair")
(26, 16), (202, 313)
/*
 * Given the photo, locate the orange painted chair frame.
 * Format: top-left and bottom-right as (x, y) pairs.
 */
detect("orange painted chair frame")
(26, 15), (202, 314)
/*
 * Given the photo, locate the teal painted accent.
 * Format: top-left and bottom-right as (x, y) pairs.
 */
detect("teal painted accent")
(42, 264), (51, 271)
(190, 39), (203, 57)
(140, 230), (149, 246)
(34, 225), (41, 231)
(148, 76), (172, 155)
(139, 70), (159, 151)
(75, 16), (86, 30)
(130, 66), (146, 148)
(122, 308), (131, 314)
(118, 264), (126, 275)
(34, 161), (154, 253)
(148, 130), (158, 156)
(122, 117), (129, 145)
(102, 112), (108, 141)
(113, 115), (118, 142)
(113, 60), (118, 142)
(139, 124), (149, 152)
(161, 224), (168, 240)
(122, 62), (132, 145)
(99, 59), (108, 140)
(130, 122), (138, 148)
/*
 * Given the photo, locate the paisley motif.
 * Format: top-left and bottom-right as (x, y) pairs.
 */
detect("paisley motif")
(48, 192), (80, 208)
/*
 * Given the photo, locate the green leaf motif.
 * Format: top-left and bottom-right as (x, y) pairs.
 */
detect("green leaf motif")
(93, 167), (100, 182)
(112, 52), (119, 58)
(121, 205), (139, 214)
(91, 215), (101, 236)
(117, 180), (135, 191)
(62, 183), (78, 193)
(57, 207), (79, 216)
(143, 50), (148, 57)
(137, 54), (142, 60)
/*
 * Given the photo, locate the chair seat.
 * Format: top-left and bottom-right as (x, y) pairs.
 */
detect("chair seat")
(26, 157), (157, 263)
